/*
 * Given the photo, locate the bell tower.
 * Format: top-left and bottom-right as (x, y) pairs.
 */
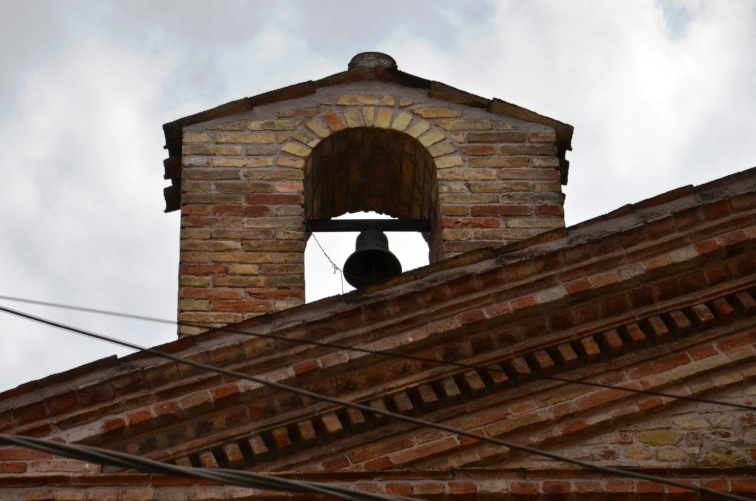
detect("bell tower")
(162, 52), (573, 335)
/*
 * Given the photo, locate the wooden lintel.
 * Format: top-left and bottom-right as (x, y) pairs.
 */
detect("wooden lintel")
(306, 219), (430, 232)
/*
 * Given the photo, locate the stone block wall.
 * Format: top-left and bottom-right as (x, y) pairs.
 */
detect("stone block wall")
(178, 83), (564, 335)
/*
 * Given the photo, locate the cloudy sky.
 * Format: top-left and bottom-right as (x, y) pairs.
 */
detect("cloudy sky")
(0, 0), (754, 392)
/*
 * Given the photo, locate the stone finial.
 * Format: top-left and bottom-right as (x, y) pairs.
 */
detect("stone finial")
(348, 52), (397, 70)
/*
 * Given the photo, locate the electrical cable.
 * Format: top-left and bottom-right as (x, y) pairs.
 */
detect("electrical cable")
(0, 304), (751, 501)
(0, 294), (751, 412)
(304, 220), (345, 294)
(0, 434), (414, 501)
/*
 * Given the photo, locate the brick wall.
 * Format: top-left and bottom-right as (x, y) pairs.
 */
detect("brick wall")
(178, 84), (564, 335)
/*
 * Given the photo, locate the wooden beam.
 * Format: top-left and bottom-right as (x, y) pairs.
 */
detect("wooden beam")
(306, 219), (430, 232)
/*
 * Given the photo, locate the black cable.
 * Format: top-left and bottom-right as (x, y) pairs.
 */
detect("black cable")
(0, 294), (751, 411)
(304, 219), (346, 294)
(0, 434), (413, 501)
(0, 304), (750, 501)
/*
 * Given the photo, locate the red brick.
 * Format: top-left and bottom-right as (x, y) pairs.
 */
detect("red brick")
(46, 391), (79, 416)
(323, 112), (347, 132)
(629, 353), (691, 379)
(535, 204), (564, 216)
(635, 480), (665, 495)
(0, 462), (27, 473)
(13, 402), (46, 425)
(180, 264), (226, 275)
(152, 475), (198, 487)
(182, 204), (213, 215)
(717, 331), (754, 350)
(511, 295), (536, 311)
(510, 481), (539, 495)
(459, 144), (496, 155)
(363, 456), (393, 470)
(449, 482), (477, 495)
(126, 410), (152, 426)
(210, 383), (240, 402)
(694, 238), (722, 256)
(646, 216), (676, 238)
(467, 131), (527, 142)
(293, 359), (319, 376)
(576, 388), (628, 410)
(181, 287), (242, 299)
(244, 193), (303, 205)
(602, 293), (629, 316)
(213, 300), (272, 313)
(730, 191), (756, 211)
(637, 397), (664, 411)
(390, 437), (457, 465)
(457, 308), (486, 325)
(705, 261), (734, 285)
(386, 483), (414, 496)
(733, 479), (756, 494)
(542, 481), (570, 494)
(703, 199), (731, 219)
(674, 206), (703, 230)
(0, 447), (53, 461)
(469, 205), (531, 216)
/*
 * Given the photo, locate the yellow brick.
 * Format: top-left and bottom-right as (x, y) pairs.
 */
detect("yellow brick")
(405, 120), (431, 138)
(437, 168), (496, 180)
(179, 312), (242, 324)
(183, 132), (211, 143)
(183, 144), (243, 156)
(305, 119), (331, 138)
(362, 107), (375, 126)
(229, 264), (261, 275)
(292, 131), (320, 147)
(437, 119), (492, 130)
(374, 108), (393, 128)
(412, 107), (462, 118)
(419, 129), (446, 147)
(216, 132), (275, 144)
(428, 142), (457, 157)
(531, 157), (560, 167)
(180, 276), (211, 287)
(434, 155), (464, 169)
(390, 111), (413, 131)
(282, 142), (312, 157)
(179, 299), (210, 311)
(399, 98), (413, 107)
(182, 181), (212, 193)
(212, 157), (274, 168)
(336, 94), (396, 106)
(278, 107), (320, 118)
(247, 119), (300, 130)
(275, 156), (306, 169)
(344, 108), (365, 128)
(208, 120), (246, 131)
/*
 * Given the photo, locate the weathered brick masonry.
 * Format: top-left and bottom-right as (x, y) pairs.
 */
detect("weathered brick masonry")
(1, 53), (753, 500)
(170, 53), (571, 335)
(1, 166), (754, 499)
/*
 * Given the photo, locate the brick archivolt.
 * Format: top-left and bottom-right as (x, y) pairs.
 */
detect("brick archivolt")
(178, 90), (565, 334)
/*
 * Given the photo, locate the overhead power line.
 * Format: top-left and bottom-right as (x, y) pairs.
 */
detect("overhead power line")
(0, 304), (751, 501)
(0, 294), (751, 411)
(0, 434), (413, 501)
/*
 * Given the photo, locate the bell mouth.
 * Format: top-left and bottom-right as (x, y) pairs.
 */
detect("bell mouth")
(343, 229), (402, 288)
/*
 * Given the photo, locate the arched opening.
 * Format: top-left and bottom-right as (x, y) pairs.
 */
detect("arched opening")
(304, 127), (438, 300)
(305, 212), (430, 302)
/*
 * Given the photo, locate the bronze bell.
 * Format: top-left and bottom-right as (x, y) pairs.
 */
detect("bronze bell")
(343, 229), (402, 288)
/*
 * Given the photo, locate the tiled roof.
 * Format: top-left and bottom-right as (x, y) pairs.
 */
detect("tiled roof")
(2, 167), (754, 499)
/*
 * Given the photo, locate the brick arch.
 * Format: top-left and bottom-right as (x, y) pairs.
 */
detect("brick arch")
(278, 106), (458, 261)
(304, 127), (436, 221)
